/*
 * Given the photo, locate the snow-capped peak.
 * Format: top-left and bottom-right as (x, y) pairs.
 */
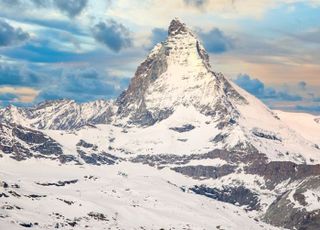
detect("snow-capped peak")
(116, 18), (245, 126)
(1, 18), (319, 165)
(168, 18), (191, 36)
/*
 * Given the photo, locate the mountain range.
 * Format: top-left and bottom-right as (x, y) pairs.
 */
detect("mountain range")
(0, 18), (320, 230)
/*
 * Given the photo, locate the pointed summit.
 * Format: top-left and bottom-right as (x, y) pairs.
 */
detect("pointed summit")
(168, 18), (189, 36)
(116, 18), (246, 126)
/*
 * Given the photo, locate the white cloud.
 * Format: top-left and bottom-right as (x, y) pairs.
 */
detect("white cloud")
(0, 86), (39, 103)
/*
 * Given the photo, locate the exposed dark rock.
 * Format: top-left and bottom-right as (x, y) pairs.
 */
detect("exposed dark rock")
(1, 181), (9, 188)
(57, 198), (75, 205)
(67, 221), (77, 227)
(172, 165), (236, 179)
(76, 140), (94, 148)
(19, 222), (33, 228)
(36, 179), (78, 187)
(211, 133), (228, 143)
(25, 194), (47, 199)
(78, 150), (119, 165)
(13, 125), (48, 144)
(169, 124), (195, 132)
(0, 193), (9, 198)
(31, 141), (63, 156)
(264, 176), (320, 230)
(177, 138), (188, 142)
(8, 190), (21, 197)
(246, 161), (320, 189)
(88, 212), (109, 221)
(131, 149), (320, 191)
(0, 123), (63, 160)
(131, 149), (266, 167)
(293, 192), (308, 206)
(168, 18), (189, 36)
(115, 33), (169, 126)
(1, 205), (21, 210)
(190, 185), (261, 211)
(58, 154), (78, 164)
(11, 183), (20, 188)
(252, 129), (282, 142)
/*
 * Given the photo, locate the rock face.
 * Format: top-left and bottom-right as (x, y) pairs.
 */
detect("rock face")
(0, 122), (63, 160)
(190, 185), (261, 211)
(264, 176), (320, 230)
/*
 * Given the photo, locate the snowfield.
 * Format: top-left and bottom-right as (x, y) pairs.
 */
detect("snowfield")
(0, 156), (278, 230)
(275, 110), (320, 146)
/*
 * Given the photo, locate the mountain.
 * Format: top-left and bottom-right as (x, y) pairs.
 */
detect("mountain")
(0, 99), (116, 130)
(1, 18), (320, 230)
(116, 18), (245, 126)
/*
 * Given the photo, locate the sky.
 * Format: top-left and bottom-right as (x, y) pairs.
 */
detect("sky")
(0, 0), (319, 114)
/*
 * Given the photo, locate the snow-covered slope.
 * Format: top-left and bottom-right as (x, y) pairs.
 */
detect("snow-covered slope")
(0, 156), (277, 230)
(275, 110), (320, 146)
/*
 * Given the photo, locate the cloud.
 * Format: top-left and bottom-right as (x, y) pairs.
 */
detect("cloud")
(0, 92), (18, 106)
(289, 28), (320, 45)
(35, 68), (129, 102)
(0, 20), (30, 47)
(0, 86), (39, 106)
(199, 28), (233, 54)
(30, 0), (51, 7)
(54, 0), (88, 18)
(62, 68), (114, 95)
(295, 105), (320, 113)
(0, 63), (42, 86)
(0, 0), (88, 18)
(92, 20), (132, 52)
(234, 74), (302, 101)
(0, 0), (21, 6)
(313, 97), (320, 102)
(35, 66), (128, 102)
(183, 0), (207, 8)
(0, 92), (18, 101)
(150, 28), (167, 45)
(0, 61), (130, 105)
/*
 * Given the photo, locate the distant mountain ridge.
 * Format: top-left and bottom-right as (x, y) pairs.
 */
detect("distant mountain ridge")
(0, 99), (116, 130)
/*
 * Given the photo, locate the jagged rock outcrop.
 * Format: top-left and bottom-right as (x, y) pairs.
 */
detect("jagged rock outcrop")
(0, 123), (63, 160)
(264, 176), (320, 229)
